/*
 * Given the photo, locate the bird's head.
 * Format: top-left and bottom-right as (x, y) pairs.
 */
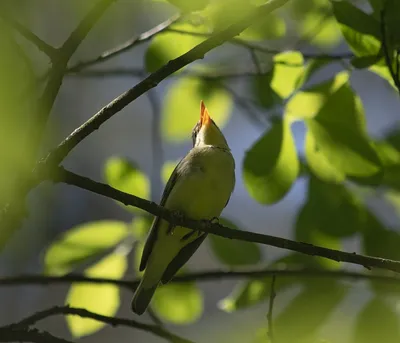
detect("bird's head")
(191, 101), (230, 150)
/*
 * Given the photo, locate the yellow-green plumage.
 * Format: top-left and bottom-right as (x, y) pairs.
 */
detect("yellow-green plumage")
(131, 102), (235, 315)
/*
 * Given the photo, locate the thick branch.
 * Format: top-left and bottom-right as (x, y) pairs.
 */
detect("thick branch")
(68, 13), (181, 73)
(27, 167), (400, 274)
(0, 327), (74, 343)
(13, 306), (193, 343)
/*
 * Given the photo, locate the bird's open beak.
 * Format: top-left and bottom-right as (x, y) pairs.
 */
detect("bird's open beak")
(200, 100), (211, 127)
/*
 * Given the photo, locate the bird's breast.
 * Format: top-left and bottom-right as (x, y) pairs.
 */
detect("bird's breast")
(165, 147), (235, 220)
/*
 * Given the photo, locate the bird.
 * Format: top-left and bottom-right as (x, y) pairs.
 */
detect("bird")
(131, 100), (235, 315)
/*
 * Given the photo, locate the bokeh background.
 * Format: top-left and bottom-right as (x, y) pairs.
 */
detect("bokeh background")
(1, 0), (400, 342)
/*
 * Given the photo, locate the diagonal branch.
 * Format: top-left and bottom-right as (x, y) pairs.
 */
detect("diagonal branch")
(12, 306), (193, 343)
(48, 166), (400, 274)
(36, 0), (120, 148)
(39, 0), (290, 168)
(68, 13), (181, 73)
(0, 13), (57, 59)
(0, 327), (74, 343)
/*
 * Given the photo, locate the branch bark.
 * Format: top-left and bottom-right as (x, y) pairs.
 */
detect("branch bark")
(11, 306), (193, 343)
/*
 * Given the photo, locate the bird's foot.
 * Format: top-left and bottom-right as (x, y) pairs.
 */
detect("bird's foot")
(168, 210), (185, 236)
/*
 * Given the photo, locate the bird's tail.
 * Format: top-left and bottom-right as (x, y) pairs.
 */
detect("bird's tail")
(131, 278), (158, 315)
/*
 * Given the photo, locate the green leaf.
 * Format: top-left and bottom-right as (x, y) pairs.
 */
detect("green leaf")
(241, 12), (286, 40)
(363, 211), (400, 261)
(161, 159), (180, 184)
(253, 71), (283, 109)
(332, 1), (381, 39)
(104, 157), (150, 214)
(271, 51), (304, 99)
(305, 81), (382, 178)
(354, 297), (400, 343)
(66, 252), (128, 337)
(295, 199), (342, 269)
(295, 59), (331, 90)
(162, 77), (232, 142)
(274, 281), (347, 343)
(44, 221), (129, 275)
(243, 118), (299, 204)
(305, 129), (345, 183)
(304, 176), (365, 238)
(286, 71), (349, 119)
(208, 217), (261, 266)
(301, 14), (341, 48)
(152, 283), (203, 324)
(145, 22), (207, 73)
(167, 0), (209, 12)
(351, 54), (381, 69)
(219, 254), (305, 312)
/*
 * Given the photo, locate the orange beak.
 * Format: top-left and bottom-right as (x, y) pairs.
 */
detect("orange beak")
(200, 100), (211, 127)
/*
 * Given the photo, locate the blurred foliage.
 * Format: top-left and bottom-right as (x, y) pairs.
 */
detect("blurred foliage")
(3, 0), (400, 341)
(162, 77), (232, 141)
(66, 251), (128, 337)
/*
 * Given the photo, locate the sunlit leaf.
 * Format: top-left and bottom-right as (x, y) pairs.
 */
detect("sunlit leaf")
(145, 22), (207, 73)
(66, 252), (128, 337)
(295, 59), (331, 90)
(44, 221), (129, 275)
(162, 77), (232, 141)
(104, 157), (150, 214)
(354, 297), (400, 343)
(300, 14), (341, 48)
(152, 282), (203, 324)
(208, 217), (262, 266)
(305, 81), (381, 178)
(286, 71), (349, 119)
(305, 130), (345, 183)
(167, 0), (209, 12)
(241, 12), (286, 40)
(274, 281), (347, 343)
(271, 51), (304, 98)
(243, 118), (299, 204)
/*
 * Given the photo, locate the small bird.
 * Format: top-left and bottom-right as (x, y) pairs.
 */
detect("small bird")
(131, 101), (235, 315)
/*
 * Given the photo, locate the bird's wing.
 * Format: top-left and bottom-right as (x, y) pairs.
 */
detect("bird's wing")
(139, 158), (184, 271)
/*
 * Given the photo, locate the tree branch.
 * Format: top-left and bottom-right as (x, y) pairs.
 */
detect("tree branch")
(11, 306), (193, 343)
(38, 0), (289, 168)
(0, 327), (75, 343)
(0, 13), (58, 59)
(1, 267), (400, 290)
(47, 166), (400, 274)
(67, 13), (181, 73)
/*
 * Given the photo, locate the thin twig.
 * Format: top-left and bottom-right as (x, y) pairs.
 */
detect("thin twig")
(0, 13), (57, 59)
(36, 0), (290, 170)
(267, 275), (276, 342)
(41, 166), (400, 274)
(249, 49), (263, 74)
(11, 306), (193, 343)
(2, 267), (400, 290)
(147, 308), (165, 328)
(68, 13), (181, 73)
